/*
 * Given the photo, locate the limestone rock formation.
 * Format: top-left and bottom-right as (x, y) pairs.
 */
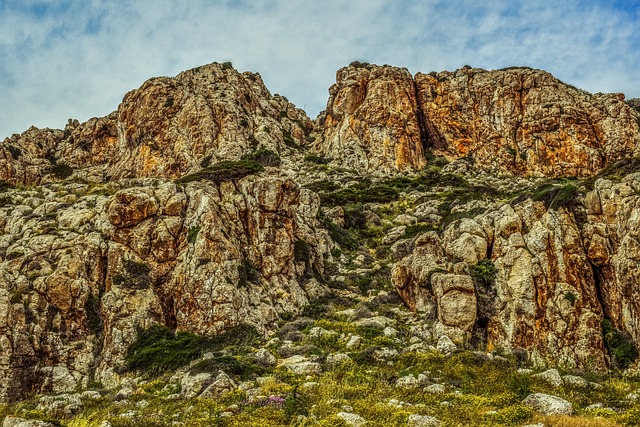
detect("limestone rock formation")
(416, 66), (640, 177)
(0, 62), (311, 186)
(314, 63), (426, 174)
(1, 60), (640, 405)
(0, 172), (332, 400)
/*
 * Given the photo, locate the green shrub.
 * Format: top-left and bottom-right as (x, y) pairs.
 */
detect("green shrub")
(602, 319), (638, 370)
(294, 239), (311, 263)
(187, 226), (201, 244)
(471, 258), (497, 287)
(50, 163), (74, 179)
(177, 160), (264, 184)
(112, 259), (151, 290)
(126, 324), (260, 376)
(238, 259), (259, 287)
(304, 155), (331, 164)
(305, 180), (340, 193)
(190, 355), (267, 379)
(242, 147), (281, 167)
(200, 154), (213, 168)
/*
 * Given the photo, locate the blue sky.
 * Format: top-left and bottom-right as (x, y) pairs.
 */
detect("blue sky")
(1, 0), (639, 139)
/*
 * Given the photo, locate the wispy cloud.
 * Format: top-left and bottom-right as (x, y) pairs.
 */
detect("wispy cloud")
(1, 0), (639, 139)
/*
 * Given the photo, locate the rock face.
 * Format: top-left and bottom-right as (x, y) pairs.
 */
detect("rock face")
(394, 174), (640, 371)
(415, 66), (640, 177)
(0, 62), (311, 186)
(0, 172), (332, 400)
(1, 60), (640, 402)
(314, 63), (427, 174)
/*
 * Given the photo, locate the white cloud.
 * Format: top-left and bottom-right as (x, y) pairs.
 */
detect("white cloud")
(1, 0), (639, 139)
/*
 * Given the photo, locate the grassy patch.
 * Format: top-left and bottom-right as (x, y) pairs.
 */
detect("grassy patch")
(125, 324), (260, 376)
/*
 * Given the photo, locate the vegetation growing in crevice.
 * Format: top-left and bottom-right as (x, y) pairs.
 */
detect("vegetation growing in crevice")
(601, 319), (638, 370)
(176, 160), (264, 184)
(112, 259), (152, 290)
(241, 146), (281, 167)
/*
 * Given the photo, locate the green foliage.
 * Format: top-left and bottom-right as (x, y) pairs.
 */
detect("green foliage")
(176, 160), (264, 184)
(112, 259), (151, 290)
(304, 179), (339, 193)
(282, 130), (298, 148)
(242, 146), (281, 167)
(125, 324), (260, 376)
(238, 259), (259, 287)
(84, 292), (103, 335)
(294, 239), (311, 263)
(564, 291), (577, 305)
(50, 163), (74, 179)
(200, 154), (213, 168)
(187, 226), (201, 244)
(304, 155), (331, 164)
(471, 258), (497, 287)
(9, 289), (22, 304)
(190, 355), (268, 380)
(221, 61), (233, 70)
(0, 181), (12, 193)
(528, 180), (579, 210)
(322, 218), (358, 251)
(602, 319), (638, 370)
(319, 183), (399, 207)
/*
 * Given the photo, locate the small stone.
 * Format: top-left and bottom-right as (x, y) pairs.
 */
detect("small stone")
(254, 348), (277, 366)
(346, 335), (362, 349)
(326, 353), (351, 366)
(436, 336), (457, 354)
(531, 369), (563, 388)
(396, 375), (420, 389)
(562, 375), (588, 388)
(336, 412), (366, 427)
(424, 384), (446, 394)
(523, 393), (573, 415)
(383, 326), (399, 337)
(407, 414), (441, 427)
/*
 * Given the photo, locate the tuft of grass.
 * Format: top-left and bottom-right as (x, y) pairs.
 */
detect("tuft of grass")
(242, 147), (281, 167)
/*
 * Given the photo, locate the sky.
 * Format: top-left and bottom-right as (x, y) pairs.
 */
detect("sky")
(1, 0), (639, 140)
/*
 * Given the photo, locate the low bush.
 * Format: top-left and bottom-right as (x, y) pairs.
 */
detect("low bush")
(126, 324), (260, 376)
(242, 147), (281, 167)
(602, 319), (638, 370)
(177, 160), (264, 184)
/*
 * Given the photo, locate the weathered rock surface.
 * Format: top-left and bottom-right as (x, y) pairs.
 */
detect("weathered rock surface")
(395, 174), (640, 370)
(314, 63), (427, 175)
(0, 172), (332, 400)
(523, 392), (573, 415)
(416, 66), (640, 177)
(0, 62), (311, 186)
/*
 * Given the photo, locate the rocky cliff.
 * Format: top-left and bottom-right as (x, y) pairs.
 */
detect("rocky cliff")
(1, 61), (640, 404)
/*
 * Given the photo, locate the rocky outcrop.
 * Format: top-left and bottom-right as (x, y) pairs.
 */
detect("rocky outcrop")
(0, 62), (311, 186)
(314, 63), (426, 174)
(0, 171), (332, 400)
(416, 66), (640, 177)
(394, 173), (640, 371)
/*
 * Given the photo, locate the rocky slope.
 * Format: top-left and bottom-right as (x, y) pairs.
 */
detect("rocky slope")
(0, 60), (640, 414)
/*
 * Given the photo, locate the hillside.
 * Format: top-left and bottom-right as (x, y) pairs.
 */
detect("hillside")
(1, 61), (640, 426)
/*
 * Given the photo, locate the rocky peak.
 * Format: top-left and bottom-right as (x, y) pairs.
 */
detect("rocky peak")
(313, 62), (427, 175)
(416, 66), (640, 177)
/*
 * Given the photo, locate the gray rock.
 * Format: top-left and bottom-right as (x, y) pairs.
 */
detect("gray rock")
(254, 348), (277, 366)
(199, 371), (237, 398)
(326, 353), (352, 366)
(336, 412), (367, 427)
(3, 417), (58, 427)
(424, 384), (446, 395)
(180, 372), (214, 399)
(407, 414), (441, 427)
(523, 393), (573, 415)
(562, 374), (588, 388)
(532, 369), (563, 387)
(396, 374), (420, 389)
(436, 335), (457, 354)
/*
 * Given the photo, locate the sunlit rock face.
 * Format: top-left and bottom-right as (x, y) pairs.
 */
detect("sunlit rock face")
(415, 66), (640, 177)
